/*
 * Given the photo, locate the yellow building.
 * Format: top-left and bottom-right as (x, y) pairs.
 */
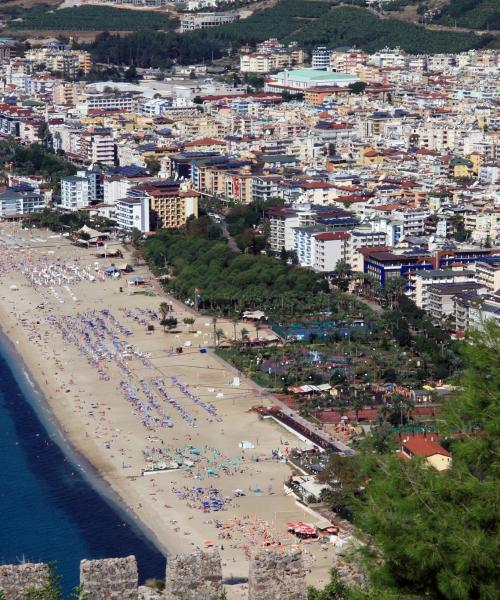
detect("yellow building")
(146, 183), (199, 229)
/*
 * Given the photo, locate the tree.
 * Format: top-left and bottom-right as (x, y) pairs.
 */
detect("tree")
(130, 227), (143, 248)
(332, 260), (352, 291)
(183, 317), (195, 332)
(159, 302), (170, 321)
(145, 156), (161, 176)
(161, 316), (177, 332)
(307, 568), (349, 599)
(215, 327), (225, 346)
(355, 324), (500, 599)
(241, 327), (249, 341)
(212, 316), (218, 346)
(231, 316), (239, 341)
(348, 81), (367, 95)
(124, 65), (138, 81)
(383, 277), (405, 309)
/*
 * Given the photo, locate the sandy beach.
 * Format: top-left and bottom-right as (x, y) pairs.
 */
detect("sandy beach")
(0, 223), (335, 597)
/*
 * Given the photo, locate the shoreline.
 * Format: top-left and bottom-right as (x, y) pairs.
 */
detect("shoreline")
(0, 314), (171, 563)
(0, 226), (336, 596)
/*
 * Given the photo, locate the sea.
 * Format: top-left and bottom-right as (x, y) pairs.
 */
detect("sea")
(0, 332), (166, 596)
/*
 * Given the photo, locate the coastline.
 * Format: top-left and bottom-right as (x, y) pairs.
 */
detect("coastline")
(0, 226), (336, 596)
(0, 319), (170, 562)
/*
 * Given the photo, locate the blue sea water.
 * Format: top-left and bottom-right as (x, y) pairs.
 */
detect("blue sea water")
(0, 336), (166, 596)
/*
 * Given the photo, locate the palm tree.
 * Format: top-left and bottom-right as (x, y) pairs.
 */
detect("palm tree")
(159, 302), (169, 321)
(215, 328), (225, 347)
(255, 321), (262, 340)
(211, 316), (218, 346)
(353, 397), (364, 423)
(231, 316), (239, 341)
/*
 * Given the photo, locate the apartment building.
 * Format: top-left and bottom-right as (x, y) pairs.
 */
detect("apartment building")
(414, 269), (476, 309)
(53, 82), (80, 105)
(0, 186), (45, 217)
(293, 227), (350, 272)
(360, 248), (433, 288)
(130, 180), (198, 230)
(311, 47), (331, 70)
(455, 292), (500, 332)
(60, 174), (90, 211)
(313, 231), (351, 272)
(115, 197), (150, 233)
(475, 260), (500, 293)
(25, 48), (92, 77)
(81, 93), (137, 114)
(180, 12), (238, 33)
(240, 40), (304, 74)
(267, 206), (316, 253)
(427, 282), (485, 324)
(80, 129), (116, 166)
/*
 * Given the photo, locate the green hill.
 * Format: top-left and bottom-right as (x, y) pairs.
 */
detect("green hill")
(436, 0), (500, 30)
(86, 0), (491, 68)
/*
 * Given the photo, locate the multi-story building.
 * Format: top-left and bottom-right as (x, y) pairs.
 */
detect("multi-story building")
(129, 180), (199, 230)
(80, 93), (137, 114)
(0, 186), (45, 217)
(25, 48), (92, 77)
(60, 173), (91, 211)
(427, 282), (485, 324)
(414, 269), (476, 309)
(311, 47), (331, 70)
(360, 248), (433, 288)
(80, 129), (116, 166)
(115, 197), (150, 233)
(180, 12), (238, 33)
(475, 260), (500, 293)
(312, 231), (351, 272)
(293, 226), (350, 272)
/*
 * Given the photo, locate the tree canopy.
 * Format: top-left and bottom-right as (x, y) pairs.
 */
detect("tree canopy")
(350, 323), (500, 599)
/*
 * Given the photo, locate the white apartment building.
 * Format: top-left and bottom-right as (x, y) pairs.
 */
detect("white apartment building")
(60, 174), (90, 211)
(478, 164), (500, 184)
(349, 228), (387, 269)
(268, 207), (315, 253)
(392, 209), (429, 237)
(80, 129), (115, 166)
(475, 261), (500, 293)
(80, 93), (136, 115)
(115, 197), (150, 232)
(313, 231), (351, 272)
(293, 227), (350, 271)
(311, 47), (331, 70)
(104, 176), (137, 205)
(0, 188), (45, 217)
(180, 12), (238, 33)
(414, 269), (476, 309)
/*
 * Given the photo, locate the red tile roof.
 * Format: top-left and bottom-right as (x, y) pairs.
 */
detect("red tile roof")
(314, 232), (350, 242)
(401, 435), (450, 458)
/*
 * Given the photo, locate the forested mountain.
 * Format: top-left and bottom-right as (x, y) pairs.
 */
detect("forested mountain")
(87, 2), (489, 68)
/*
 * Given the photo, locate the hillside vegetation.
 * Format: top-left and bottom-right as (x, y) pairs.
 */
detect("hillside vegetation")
(87, 0), (486, 68)
(9, 4), (175, 31)
(436, 0), (500, 30)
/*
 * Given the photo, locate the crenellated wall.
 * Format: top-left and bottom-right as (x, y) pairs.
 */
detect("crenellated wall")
(0, 548), (307, 599)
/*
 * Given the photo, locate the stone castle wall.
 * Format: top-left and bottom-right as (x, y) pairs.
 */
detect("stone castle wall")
(0, 548), (307, 599)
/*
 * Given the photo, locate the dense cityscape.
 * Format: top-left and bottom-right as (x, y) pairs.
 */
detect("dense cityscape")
(0, 0), (498, 599)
